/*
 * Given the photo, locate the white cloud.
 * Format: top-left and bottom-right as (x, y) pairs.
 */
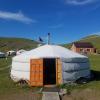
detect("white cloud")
(0, 11), (35, 24)
(65, 0), (97, 5)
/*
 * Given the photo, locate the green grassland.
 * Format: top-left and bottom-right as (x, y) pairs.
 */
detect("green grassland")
(0, 54), (100, 100)
(0, 37), (38, 52)
(0, 57), (42, 100)
(63, 35), (100, 49)
(0, 35), (99, 100)
(89, 54), (100, 71)
(0, 35), (99, 52)
(80, 35), (100, 49)
(61, 54), (100, 100)
(0, 54), (100, 92)
(0, 57), (26, 94)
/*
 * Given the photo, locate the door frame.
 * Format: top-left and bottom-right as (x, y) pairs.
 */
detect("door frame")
(30, 58), (62, 86)
(56, 58), (63, 85)
(43, 58), (56, 85)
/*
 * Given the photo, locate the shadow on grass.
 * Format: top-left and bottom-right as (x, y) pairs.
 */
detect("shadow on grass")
(91, 70), (100, 81)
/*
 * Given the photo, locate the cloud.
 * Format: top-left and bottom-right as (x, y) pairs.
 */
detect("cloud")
(49, 24), (63, 29)
(65, 0), (97, 5)
(0, 11), (35, 24)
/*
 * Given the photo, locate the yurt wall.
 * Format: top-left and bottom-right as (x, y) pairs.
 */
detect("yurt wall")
(11, 61), (30, 82)
(61, 58), (90, 83)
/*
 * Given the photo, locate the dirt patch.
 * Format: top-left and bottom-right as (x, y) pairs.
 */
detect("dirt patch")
(62, 89), (100, 100)
(0, 92), (42, 100)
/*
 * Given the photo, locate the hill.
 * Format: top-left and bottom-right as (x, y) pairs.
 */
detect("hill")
(0, 37), (39, 52)
(63, 35), (100, 49)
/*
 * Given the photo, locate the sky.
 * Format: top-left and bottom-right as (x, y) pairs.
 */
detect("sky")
(0, 0), (100, 44)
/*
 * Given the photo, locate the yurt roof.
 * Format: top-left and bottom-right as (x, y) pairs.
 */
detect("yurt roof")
(17, 49), (26, 52)
(13, 45), (88, 62)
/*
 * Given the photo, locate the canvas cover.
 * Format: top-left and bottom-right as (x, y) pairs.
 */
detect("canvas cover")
(61, 58), (90, 83)
(13, 45), (88, 62)
(11, 45), (90, 83)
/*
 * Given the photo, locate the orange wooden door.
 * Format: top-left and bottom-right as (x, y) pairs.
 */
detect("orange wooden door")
(30, 59), (43, 86)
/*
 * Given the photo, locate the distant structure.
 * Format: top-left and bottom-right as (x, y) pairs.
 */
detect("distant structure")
(7, 50), (16, 56)
(71, 42), (95, 54)
(0, 52), (5, 58)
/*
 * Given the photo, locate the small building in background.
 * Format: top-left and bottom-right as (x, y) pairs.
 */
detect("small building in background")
(71, 42), (95, 54)
(7, 50), (16, 56)
(0, 52), (5, 58)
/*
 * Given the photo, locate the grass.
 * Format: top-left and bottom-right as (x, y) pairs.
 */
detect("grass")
(89, 54), (100, 71)
(0, 58), (22, 94)
(0, 57), (42, 100)
(61, 54), (100, 100)
(0, 37), (38, 52)
(0, 54), (100, 100)
(60, 54), (100, 100)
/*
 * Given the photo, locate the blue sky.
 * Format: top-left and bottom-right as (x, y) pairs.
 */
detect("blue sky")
(0, 0), (100, 44)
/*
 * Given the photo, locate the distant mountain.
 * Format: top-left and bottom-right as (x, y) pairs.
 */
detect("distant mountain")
(0, 37), (39, 52)
(63, 35), (100, 49)
(0, 34), (100, 52)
